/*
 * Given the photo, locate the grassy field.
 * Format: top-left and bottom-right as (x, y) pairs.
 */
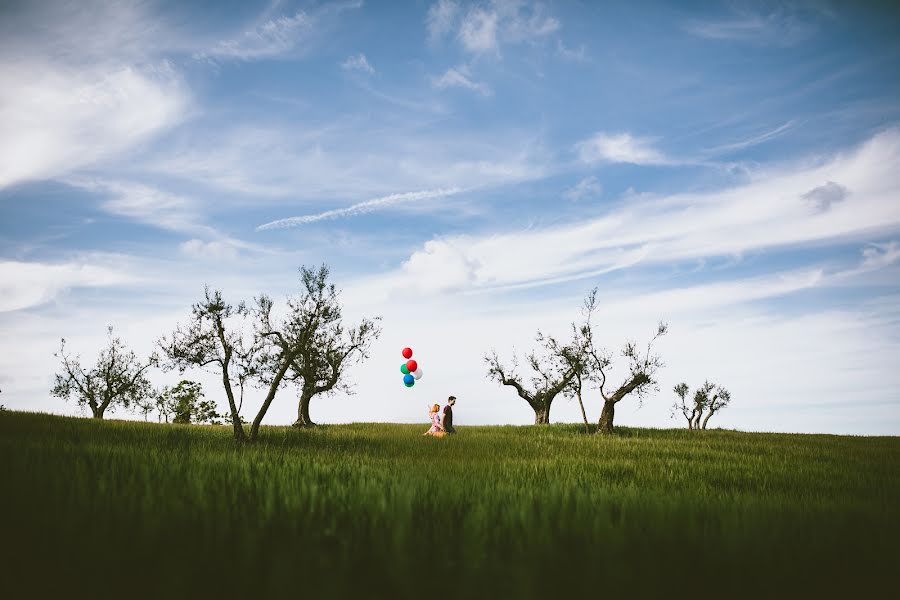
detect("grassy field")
(1, 411), (897, 598)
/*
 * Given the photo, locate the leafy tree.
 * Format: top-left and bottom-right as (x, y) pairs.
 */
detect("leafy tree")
(254, 265), (380, 432)
(51, 327), (155, 419)
(280, 266), (380, 427)
(159, 287), (259, 441)
(159, 380), (221, 424)
(485, 332), (579, 425)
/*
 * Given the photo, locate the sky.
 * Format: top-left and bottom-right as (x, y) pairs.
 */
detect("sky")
(1, 0), (899, 435)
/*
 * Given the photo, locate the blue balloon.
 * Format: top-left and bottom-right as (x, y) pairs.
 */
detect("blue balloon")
(403, 373), (415, 386)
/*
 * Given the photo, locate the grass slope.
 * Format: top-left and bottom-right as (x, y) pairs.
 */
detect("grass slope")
(1, 411), (897, 598)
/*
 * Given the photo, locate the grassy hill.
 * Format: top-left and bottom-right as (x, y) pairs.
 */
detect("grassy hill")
(1, 411), (897, 598)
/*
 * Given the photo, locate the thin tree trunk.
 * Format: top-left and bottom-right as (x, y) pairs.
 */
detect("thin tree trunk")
(221, 360), (246, 442)
(249, 355), (292, 441)
(292, 391), (316, 428)
(701, 410), (714, 430)
(534, 405), (550, 425)
(692, 410), (703, 430)
(597, 399), (615, 434)
(576, 390), (590, 433)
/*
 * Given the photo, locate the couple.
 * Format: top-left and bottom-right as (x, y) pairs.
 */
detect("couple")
(423, 396), (456, 437)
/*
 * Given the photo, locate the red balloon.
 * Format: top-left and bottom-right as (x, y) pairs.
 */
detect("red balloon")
(402, 347), (413, 359)
(405, 359), (418, 373)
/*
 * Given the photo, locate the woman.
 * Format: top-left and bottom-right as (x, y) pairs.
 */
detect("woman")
(423, 403), (446, 437)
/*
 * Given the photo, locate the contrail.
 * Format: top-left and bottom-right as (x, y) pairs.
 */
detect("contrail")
(256, 187), (464, 230)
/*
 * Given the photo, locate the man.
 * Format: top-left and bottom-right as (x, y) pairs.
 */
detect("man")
(441, 396), (457, 434)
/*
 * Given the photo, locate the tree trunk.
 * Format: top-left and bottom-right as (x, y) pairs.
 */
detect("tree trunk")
(576, 390), (590, 433)
(701, 410), (714, 430)
(221, 359), (246, 442)
(292, 392), (316, 428)
(91, 405), (105, 419)
(691, 410), (703, 430)
(534, 405), (550, 425)
(249, 354), (293, 441)
(597, 400), (615, 434)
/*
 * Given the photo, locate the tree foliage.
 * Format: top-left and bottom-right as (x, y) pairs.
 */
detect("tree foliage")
(671, 380), (732, 430)
(279, 265), (381, 427)
(51, 327), (156, 419)
(485, 332), (579, 425)
(159, 287), (259, 440)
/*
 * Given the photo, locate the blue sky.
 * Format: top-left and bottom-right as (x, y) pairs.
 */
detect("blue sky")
(2, 0), (900, 434)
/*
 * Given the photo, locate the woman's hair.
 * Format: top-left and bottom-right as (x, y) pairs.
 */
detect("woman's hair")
(431, 403), (440, 413)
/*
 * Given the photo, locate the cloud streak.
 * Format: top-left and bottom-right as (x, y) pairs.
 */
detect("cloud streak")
(256, 187), (465, 230)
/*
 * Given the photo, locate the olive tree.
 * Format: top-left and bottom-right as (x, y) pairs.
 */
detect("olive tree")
(671, 381), (732, 430)
(284, 268), (380, 428)
(159, 287), (258, 441)
(257, 265), (381, 429)
(51, 327), (156, 419)
(574, 289), (667, 434)
(485, 331), (579, 425)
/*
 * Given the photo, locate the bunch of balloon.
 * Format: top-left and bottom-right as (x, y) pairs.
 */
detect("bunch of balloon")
(400, 347), (423, 388)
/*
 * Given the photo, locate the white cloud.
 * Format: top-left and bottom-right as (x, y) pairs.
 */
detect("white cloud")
(341, 53), (375, 74)
(0, 65), (187, 189)
(431, 1), (560, 54)
(458, 7), (500, 53)
(0, 259), (140, 313)
(575, 132), (671, 165)
(556, 39), (587, 62)
(195, 11), (312, 61)
(432, 66), (493, 95)
(353, 128), (900, 297)
(564, 176), (602, 200)
(427, 0), (460, 42)
(684, 8), (818, 46)
(0, 0), (189, 190)
(180, 239), (240, 261)
(257, 188), (464, 229)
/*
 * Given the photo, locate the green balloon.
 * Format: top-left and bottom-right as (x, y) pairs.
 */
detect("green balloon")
(404, 380), (414, 388)
(401, 363), (410, 374)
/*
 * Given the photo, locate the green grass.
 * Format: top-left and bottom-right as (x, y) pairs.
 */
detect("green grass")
(1, 411), (897, 598)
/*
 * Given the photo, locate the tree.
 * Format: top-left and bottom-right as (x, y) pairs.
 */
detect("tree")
(159, 287), (259, 441)
(51, 327), (155, 419)
(691, 381), (715, 429)
(485, 331), (578, 425)
(255, 265), (381, 430)
(563, 289), (667, 434)
(281, 266), (380, 427)
(672, 382), (693, 428)
(671, 381), (733, 430)
(158, 380), (221, 425)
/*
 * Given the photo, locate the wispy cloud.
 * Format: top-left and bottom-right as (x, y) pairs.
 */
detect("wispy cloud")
(563, 176), (602, 201)
(195, 11), (312, 61)
(0, 258), (141, 313)
(341, 53), (375, 74)
(556, 39), (587, 62)
(427, 0), (460, 42)
(576, 132), (671, 165)
(354, 129), (900, 296)
(703, 120), (795, 154)
(256, 187), (465, 230)
(684, 8), (819, 46)
(428, 0), (560, 54)
(195, 2), (363, 62)
(0, 2), (189, 190)
(432, 66), (492, 95)
(459, 7), (500, 53)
